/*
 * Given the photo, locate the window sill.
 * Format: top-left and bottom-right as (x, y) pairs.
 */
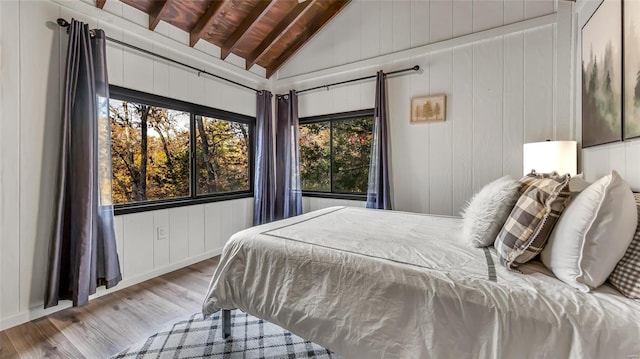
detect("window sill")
(302, 191), (367, 201)
(114, 191), (253, 215)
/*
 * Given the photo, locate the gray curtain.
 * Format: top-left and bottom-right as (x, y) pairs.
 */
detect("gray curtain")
(366, 71), (392, 210)
(253, 90), (276, 225)
(275, 90), (302, 219)
(46, 20), (122, 308)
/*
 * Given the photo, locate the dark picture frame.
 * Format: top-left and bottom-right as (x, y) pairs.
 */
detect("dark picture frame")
(624, 0), (640, 139)
(581, 0), (623, 148)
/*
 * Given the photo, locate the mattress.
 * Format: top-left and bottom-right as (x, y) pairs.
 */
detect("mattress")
(202, 206), (640, 359)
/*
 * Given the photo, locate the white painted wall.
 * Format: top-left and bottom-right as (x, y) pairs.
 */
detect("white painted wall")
(0, 0), (261, 330)
(576, 0), (640, 191)
(280, 0), (575, 216)
(278, 0), (561, 79)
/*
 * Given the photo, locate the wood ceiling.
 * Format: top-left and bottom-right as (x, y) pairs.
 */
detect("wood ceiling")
(97, 0), (350, 78)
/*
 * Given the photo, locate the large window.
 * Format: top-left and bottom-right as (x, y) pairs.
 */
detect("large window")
(109, 86), (254, 214)
(299, 110), (374, 198)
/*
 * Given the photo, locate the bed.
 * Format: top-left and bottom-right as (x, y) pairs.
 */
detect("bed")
(202, 206), (640, 358)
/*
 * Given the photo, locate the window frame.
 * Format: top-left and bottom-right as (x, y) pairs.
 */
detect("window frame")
(109, 85), (255, 215)
(299, 109), (374, 201)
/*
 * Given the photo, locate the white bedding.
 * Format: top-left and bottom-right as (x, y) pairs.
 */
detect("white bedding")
(202, 206), (640, 359)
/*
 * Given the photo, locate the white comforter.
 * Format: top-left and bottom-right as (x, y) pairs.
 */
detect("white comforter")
(203, 207), (640, 359)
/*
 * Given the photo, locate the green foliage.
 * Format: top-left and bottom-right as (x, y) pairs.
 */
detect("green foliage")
(195, 116), (249, 194)
(299, 117), (373, 193)
(299, 122), (330, 191)
(109, 99), (249, 205)
(110, 97), (371, 201)
(332, 118), (373, 193)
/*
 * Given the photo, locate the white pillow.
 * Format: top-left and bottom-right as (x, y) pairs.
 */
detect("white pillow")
(461, 176), (521, 247)
(541, 170), (637, 292)
(569, 173), (591, 193)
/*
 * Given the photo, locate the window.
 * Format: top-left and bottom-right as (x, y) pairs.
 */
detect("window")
(195, 116), (250, 195)
(299, 110), (374, 199)
(109, 86), (254, 214)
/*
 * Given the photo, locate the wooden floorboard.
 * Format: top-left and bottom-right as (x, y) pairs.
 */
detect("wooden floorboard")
(0, 257), (219, 359)
(29, 318), (86, 359)
(0, 332), (18, 358)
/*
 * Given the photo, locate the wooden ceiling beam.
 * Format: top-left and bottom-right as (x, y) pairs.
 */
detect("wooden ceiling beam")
(96, 0), (106, 9)
(245, 0), (316, 71)
(220, 0), (277, 61)
(190, 0), (226, 48)
(149, 0), (172, 31)
(266, 0), (350, 78)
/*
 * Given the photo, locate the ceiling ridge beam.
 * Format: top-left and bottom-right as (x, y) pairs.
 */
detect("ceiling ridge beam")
(245, 0), (316, 71)
(266, 0), (350, 78)
(149, 0), (172, 31)
(220, 0), (278, 61)
(190, 0), (226, 48)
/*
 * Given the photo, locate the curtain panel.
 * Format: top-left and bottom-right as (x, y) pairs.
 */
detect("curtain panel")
(366, 71), (392, 210)
(275, 90), (302, 220)
(46, 20), (122, 308)
(253, 90), (277, 225)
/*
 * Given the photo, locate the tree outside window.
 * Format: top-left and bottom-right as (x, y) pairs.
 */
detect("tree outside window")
(108, 89), (253, 210)
(299, 111), (373, 195)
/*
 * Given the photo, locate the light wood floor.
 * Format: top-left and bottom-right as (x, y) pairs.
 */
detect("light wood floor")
(0, 257), (220, 359)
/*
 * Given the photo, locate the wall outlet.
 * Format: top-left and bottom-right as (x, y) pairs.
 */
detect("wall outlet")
(157, 226), (168, 241)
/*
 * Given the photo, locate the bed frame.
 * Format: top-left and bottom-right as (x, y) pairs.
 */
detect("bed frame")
(222, 309), (231, 338)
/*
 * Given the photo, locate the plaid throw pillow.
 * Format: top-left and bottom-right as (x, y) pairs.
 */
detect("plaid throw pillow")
(495, 172), (571, 269)
(608, 193), (640, 299)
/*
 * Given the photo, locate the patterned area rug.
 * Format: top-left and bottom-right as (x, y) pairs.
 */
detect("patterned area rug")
(112, 309), (341, 358)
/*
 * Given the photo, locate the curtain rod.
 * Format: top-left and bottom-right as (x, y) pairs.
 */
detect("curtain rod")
(294, 65), (420, 95)
(56, 18), (260, 93)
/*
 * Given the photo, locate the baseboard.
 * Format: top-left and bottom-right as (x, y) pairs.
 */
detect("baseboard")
(0, 248), (222, 331)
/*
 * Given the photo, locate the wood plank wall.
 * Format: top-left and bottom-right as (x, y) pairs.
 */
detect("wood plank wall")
(279, 0), (575, 216)
(0, 0), (256, 330)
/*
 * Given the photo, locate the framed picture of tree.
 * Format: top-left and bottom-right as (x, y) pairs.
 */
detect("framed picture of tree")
(624, 0), (640, 139)
(410, 94), (446, 123)
(581, 0), (622, 148)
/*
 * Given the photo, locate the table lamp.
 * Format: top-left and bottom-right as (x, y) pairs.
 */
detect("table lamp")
(523, 140), (577, 176)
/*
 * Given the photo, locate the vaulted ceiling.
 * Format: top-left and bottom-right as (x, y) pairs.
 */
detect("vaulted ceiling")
(97, 0), (350, 78)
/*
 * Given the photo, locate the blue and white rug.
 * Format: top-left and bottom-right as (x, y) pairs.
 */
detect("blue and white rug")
(112, 309), (341, 358)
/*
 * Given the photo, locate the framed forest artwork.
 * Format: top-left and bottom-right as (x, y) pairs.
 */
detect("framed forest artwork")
(581, 0), (622, 148)
(624, 0), (640, 139)
(411, 94), (446, 123)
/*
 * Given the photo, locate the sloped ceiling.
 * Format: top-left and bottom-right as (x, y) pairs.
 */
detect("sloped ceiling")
(96, 0), (350, 78)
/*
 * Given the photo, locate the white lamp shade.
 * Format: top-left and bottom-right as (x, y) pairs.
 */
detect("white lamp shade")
(523, 140), (577, 176)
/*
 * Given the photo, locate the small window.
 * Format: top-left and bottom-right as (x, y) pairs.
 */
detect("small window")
(109, 86), (254, 214)
(299, 110), (374, 199)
